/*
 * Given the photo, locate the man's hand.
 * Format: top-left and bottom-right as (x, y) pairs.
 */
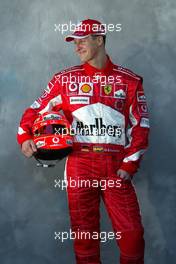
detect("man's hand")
(117, 169), (131, 181)
(21, 139), (37, 158)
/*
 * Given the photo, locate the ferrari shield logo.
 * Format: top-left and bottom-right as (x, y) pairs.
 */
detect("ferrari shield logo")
(104, 85), (112, 95)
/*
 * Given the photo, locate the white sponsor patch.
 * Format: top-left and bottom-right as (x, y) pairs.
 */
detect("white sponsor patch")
(30, 100), (41, 109)
(114, 89), (126, 99)
(70, 97), (90, 105)
(140, 118), (150, 128)
(137, 91), (146, 102)
(43, 113), (62, 121)
(79, 83), (93, 96)
(36, 141), (45, 148)
(71, 102), (126, 145)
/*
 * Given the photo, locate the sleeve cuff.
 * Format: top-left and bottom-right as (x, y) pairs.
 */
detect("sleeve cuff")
(17, 133), (32, 145)
(119, 162), (139, 176)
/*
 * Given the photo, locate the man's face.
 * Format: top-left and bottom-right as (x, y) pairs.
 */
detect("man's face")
(73, 35), (101, 63)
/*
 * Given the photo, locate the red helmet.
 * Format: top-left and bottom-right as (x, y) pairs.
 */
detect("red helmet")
(32, 111), (73, 161)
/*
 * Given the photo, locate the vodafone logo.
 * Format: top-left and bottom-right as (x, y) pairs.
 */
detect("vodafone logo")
(138, 103), (148, 116)
(141, 105), (148, 112)
(52, 137), (60, 144)
(69, 83), (78, 92)
(67, 83), (79, 95)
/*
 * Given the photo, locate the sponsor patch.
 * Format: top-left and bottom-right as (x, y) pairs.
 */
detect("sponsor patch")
(30, 100), (41, 109)
(138, 103), (149, 116)
(101, 84), (113, 97)
(114, 100), (125, 111)
(67, 83), (79, 95)
(114, 89), (126, 99)
(100, 83), (127, 98)
(52, 137), (60, 144)
(103, 84), (113, 95)
(140, 118), (150, 128)
(36, 141), (45, 148)
(70, 97), (90, 105)
(79, 83), (93, 96)
(137, 91), (146, 102)
(71, 103), (126, 145)
(43, 114), (62, 121)
(81, 146), (90, 152)
(114, 84), (127, 99)
(93, 146), (104, 152)
(76, 118), (122, 138)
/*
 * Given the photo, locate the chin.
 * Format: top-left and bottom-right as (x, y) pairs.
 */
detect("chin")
(83, 59), (89, 63)
(80, 57), (88, 63)
(78, 53), (90, 63)
(82, 55), (93, 63)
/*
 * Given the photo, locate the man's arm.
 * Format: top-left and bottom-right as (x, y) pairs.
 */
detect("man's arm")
(17, 74), (62, 157)
(118, 79), (150, 177)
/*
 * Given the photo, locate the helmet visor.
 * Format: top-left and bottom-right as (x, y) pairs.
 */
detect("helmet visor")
(34, 124), (69, 136)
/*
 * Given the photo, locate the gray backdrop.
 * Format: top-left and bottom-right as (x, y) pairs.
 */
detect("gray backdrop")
(0, 0), (176, 263)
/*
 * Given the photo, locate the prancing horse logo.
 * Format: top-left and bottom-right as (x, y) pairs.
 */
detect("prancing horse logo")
(104, 85), (112, 95)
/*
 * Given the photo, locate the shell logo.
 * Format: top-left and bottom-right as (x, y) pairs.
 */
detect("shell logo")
(81, 84), (92, 93)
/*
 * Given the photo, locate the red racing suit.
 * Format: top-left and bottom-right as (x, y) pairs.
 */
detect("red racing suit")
(17, 56), (149, 263)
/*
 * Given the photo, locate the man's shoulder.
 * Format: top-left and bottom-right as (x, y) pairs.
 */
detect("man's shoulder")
(113, 64), (143, 82)
(55, 65), (84, 77)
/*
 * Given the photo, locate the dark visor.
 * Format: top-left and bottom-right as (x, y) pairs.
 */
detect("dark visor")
(34, 124), (68, 136)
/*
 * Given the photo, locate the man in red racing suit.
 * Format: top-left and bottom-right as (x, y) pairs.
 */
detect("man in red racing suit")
(17, 19), (150, 264)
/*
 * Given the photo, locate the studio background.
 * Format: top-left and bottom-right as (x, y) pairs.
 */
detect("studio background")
(0, 0), (175, 263)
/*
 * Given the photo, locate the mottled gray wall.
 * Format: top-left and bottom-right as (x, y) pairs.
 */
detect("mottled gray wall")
(0, 0), (176, 263)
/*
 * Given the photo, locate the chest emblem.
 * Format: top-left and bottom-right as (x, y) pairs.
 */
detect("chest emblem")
(103, 84), (113, 95)
(80, 83), (92, 94)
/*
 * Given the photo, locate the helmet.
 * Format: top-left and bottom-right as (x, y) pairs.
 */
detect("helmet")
(32, 111), (73, 161)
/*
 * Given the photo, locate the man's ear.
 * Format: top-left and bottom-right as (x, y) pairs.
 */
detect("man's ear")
(97, 36), (104, 46)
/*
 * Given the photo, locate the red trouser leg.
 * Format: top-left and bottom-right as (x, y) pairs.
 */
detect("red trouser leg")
(102, 155), (145, 264)
(66, 153), (102, 264)
(65, 152), (145, 264)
